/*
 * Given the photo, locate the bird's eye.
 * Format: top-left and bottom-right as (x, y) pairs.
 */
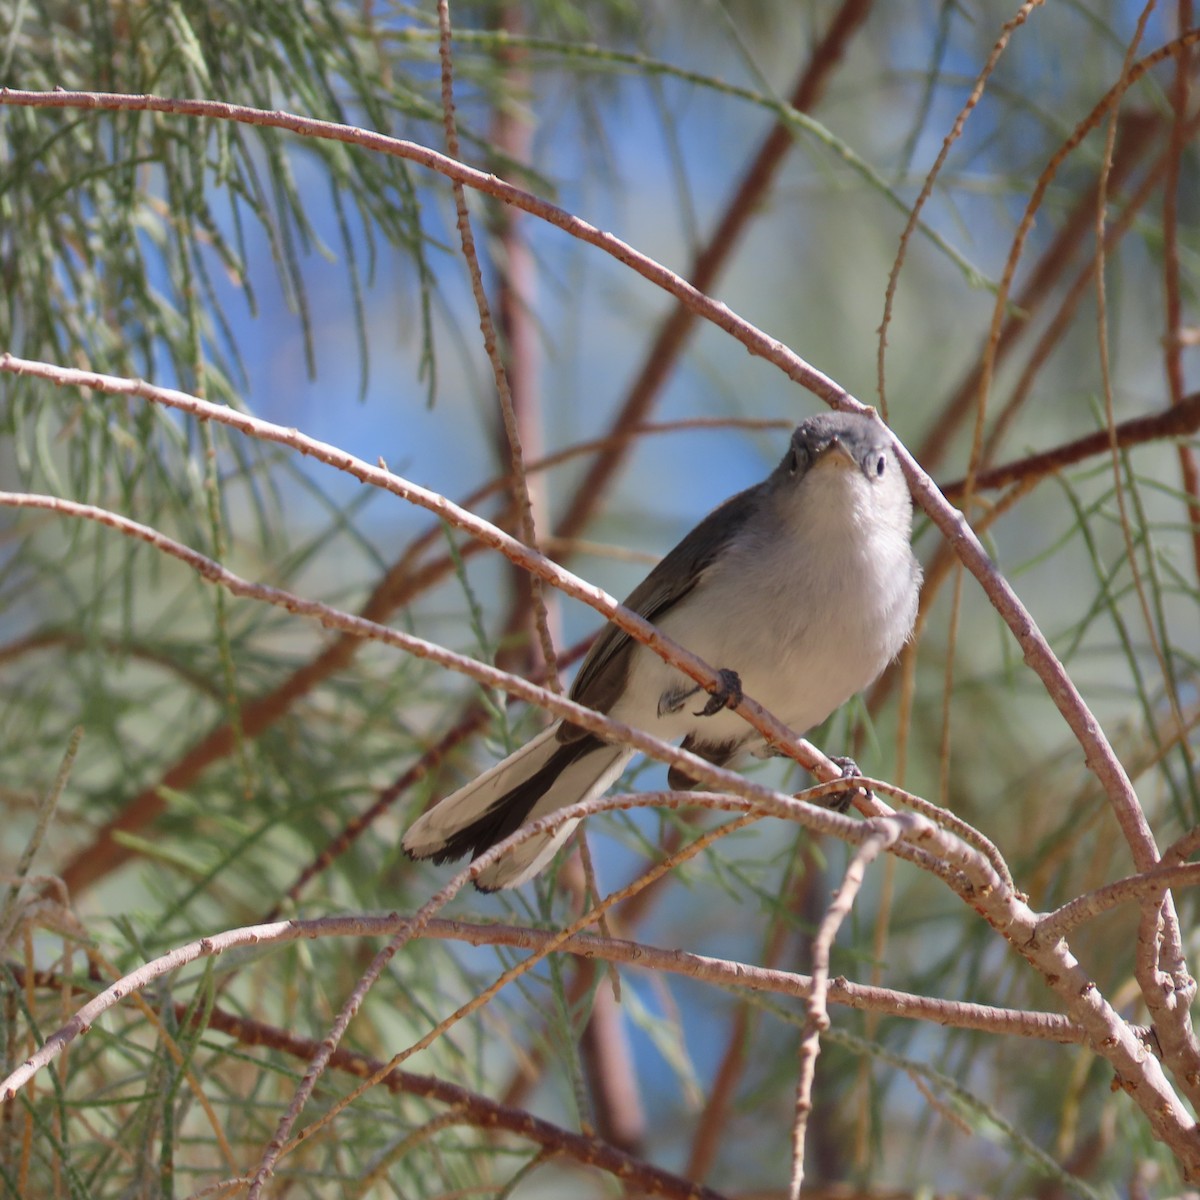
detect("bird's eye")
(874, 454), (887, 477)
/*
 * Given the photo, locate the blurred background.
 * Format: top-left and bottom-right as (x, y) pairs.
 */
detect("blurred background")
(2, 0), (1199, 1196)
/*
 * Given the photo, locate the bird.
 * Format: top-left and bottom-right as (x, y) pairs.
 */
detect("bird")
(402, 411), (922, 890)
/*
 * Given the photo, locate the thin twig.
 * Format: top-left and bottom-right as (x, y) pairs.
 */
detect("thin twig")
(435, 0), (560, 690)
(0, 91), (1178, 872)
(940, 393), (1200, 501)
(1039, 861), (1200, 942)
(913, 110), (1160, 472)
(51, 502), (503, 894)
(1163, 1), (1200, 583)
(878, 0), (1045, 419)
(1164, 826), (1200, 865)
(0, 728), (82, 953)
(218, 1011), (732, 1200)
(791, 815), (912, 1199)
(0, 360), (846, 781)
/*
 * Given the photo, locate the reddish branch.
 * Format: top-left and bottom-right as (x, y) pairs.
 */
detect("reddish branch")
(553, 0), (874, 541)
(9, 775), (1199, 1165)
(0, 86), (1170, 890)
(941, 392), (1200, 500)
(1161, 3), (1200, 580)
(914, 112), (1160, 471)
(51, 504), (491, 895)
(686, 840), (824, 1182)
(4, 967), (727, 1200)
(579, 974), (646, 1152)
(212, 1006), (725, 1200)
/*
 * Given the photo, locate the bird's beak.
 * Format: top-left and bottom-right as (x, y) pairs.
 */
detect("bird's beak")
(816, 436), (856, 468)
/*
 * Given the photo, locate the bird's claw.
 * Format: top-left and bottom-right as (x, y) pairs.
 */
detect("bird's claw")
(829, 755), (872, 812)
(696, 668), (743, 717)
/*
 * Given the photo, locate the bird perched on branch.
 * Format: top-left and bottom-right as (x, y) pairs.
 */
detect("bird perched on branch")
(403, 411), (921, 890)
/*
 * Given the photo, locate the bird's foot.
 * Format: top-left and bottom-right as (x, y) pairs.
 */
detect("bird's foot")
(695, 668), (743, 717)
(658, 669), (743, 719)
(829, 755), (872, 812)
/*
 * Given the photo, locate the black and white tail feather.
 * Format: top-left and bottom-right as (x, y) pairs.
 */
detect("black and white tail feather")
(401, 726), (632, 891)
(402, 413), (922, 890)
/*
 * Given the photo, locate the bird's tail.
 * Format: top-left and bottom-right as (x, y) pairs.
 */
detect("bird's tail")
(401, 723), (632, 890)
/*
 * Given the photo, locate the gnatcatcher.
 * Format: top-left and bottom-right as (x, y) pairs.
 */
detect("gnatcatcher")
(403, 411), (922, 890)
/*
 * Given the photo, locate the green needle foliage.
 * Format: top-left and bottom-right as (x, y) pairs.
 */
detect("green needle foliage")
(2, 2), (1200, 1198)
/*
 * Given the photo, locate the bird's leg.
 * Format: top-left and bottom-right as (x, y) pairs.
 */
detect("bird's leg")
(656, 668), (743, 718)
(829, 755), (871, 812)
(756, 747), (872, 810)
(696, 668), (743, 717)
(667, 734), (740, 789)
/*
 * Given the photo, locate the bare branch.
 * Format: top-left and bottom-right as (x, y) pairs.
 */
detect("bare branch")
(0, 91), (1166, 875)
(792, 816), (913, 1198)
(1039, 861), (1200, 942)
(435, 0), (560, 690)
(0, 357), (843, 782)
(553, 0), (875, 541)
(1, 887), (1086, 1112)
(5, 966), (728, 1200)
(941, 394), (1200, 501)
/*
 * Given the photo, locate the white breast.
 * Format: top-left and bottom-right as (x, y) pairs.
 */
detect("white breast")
(609, 459), (919, 751)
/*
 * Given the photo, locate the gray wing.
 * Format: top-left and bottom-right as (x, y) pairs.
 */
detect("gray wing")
(559, 482), (765, 738)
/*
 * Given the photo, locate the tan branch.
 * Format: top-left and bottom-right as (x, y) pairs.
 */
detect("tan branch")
(0, 357), (842, 784)
(0, 90), (1159, 889)
(791, 816), (913, 1198)
(5, 967), (726, 1200)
